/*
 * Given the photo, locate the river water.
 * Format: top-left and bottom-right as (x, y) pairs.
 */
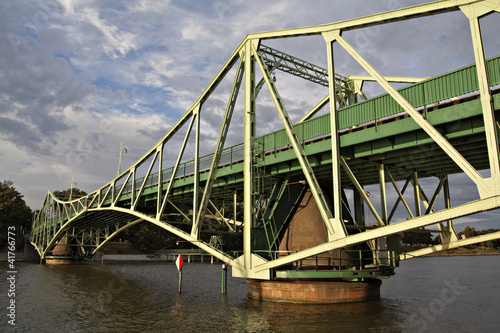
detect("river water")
(1, 255), (498, 332)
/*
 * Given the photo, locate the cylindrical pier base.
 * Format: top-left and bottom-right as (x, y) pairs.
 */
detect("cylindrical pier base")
(44, 258), (82, 265)
(246, 279), (381, 304)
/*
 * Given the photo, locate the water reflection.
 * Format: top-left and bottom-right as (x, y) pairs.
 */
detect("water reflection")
(241, 298), (405, 333)
(5, 257), (499, 332)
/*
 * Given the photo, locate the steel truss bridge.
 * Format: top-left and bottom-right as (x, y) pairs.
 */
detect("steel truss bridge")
(32, 0), (500, 281)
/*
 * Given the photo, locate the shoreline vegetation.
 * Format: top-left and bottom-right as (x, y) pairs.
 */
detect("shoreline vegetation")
(423, 248), (500, 256)
(401, 245), (500, 257)
(400, 226), (500, 257)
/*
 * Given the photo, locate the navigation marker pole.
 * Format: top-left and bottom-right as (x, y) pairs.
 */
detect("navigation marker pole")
(221, 264), (227, 294)
(176, 255), (184, 293)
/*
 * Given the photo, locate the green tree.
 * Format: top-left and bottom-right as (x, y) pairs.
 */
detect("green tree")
(458, 226), (478, 239)
(124, 222), (179, 253)
(0, 180), (32, 241)
(52, 187), (87, 200)
(401, 228), (432, 246)
(458, 226), (500, 249)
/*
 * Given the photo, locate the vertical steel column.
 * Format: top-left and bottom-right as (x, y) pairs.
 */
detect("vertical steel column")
(443, 175), (451, 213)
(111, 180), (116, 206)
(234, 190), (237, 232)
(379, 164), (388, 224)
(324, 30), (347, 241)
(461, 5), (500, 181)
(157, 144), (164, 215)
(131, 171), (136, 208)
(443, 175), (456, 236)
(354, 189), (365, 226)
(412, 171), (421, 217)
(192, 105), (201, 238)
(243, 41), (256, 272)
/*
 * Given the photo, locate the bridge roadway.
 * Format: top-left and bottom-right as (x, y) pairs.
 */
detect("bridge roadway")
(32, 53), (500, 262)
(32, 53), (498, 263)
(95, 55), (499, 210)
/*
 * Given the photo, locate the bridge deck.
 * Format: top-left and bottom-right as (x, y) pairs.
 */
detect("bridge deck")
(101, 55), (500, 206)
(30, 1), (500, 283)
(38, 54), (500, 245)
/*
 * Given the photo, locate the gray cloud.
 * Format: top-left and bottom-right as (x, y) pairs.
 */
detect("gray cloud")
(0, 0), (499, 236)
(0, 117), (43, 150)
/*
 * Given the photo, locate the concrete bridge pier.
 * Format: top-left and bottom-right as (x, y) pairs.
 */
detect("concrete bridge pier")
(44, 234), (83, 264)
(246, 279), (381, 304)
(246, 187), (386, 303)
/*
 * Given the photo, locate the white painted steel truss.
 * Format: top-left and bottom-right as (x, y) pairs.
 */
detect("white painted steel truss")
(31, 0), (500, 280)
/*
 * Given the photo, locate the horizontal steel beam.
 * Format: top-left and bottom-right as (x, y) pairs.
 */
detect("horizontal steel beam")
(254, 195), (500, 272)
(400, 231), (500, 260)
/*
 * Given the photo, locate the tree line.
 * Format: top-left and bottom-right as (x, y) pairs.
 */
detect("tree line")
(1, 179), (498, 251)
(0, 180), (242, 252)
(400, 226), (500, 249)
(0, 180), (31, 245)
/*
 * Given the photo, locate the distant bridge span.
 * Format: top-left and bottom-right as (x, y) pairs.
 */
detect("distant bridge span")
(32, 0), (500, 287)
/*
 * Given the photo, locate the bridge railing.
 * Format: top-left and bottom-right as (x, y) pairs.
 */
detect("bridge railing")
(156, 248), (208, 255)
(232, 249), (397, 272)
(258, 54), (500, 152)
(278, 249), (397, 271)
(103, 54), (500, 205)
(341, 54), (500, 129)
(106, 142), (246, 200)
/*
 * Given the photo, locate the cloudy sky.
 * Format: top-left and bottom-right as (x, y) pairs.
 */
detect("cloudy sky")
(1, 0), (499, 231)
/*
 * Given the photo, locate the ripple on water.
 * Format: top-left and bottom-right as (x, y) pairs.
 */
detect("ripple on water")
(5, 256), (499, 332)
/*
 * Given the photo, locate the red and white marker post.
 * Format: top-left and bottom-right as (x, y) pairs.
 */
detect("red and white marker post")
(176, 255), (184, 293)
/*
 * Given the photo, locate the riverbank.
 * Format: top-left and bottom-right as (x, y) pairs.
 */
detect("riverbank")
(4, 241), (499, 263)
(0, 241), (39, 262)
(423, 247), (500, 256)
(400, 244), (500, 257)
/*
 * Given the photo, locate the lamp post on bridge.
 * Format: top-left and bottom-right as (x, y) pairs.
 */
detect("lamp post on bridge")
(117, 142), (129, 176)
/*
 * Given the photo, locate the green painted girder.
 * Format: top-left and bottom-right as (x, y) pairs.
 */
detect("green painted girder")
(123, 98), (491, 205)
(346, 100), (496, 157)
(33, 54), (500, 257)
(349, 116), (490, 161)
(363, 134), (489, 163)
(262, 115), (492, 182)
(93, 55), (500, 209)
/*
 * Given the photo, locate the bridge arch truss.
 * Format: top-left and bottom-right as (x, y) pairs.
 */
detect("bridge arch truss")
(32, 0), (500, 279)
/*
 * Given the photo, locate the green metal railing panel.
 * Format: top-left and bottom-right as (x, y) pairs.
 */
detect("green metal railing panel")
(304, 115), (330, 140)
(339, 55), (500, 130)
(295, 122), (304, 142)
(375, 94), (403, 120)
(400, 83), (425, 108)
(488, 55), (500, 86)
(259, 54), (500, 151)
(422, 65), (477, 104)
